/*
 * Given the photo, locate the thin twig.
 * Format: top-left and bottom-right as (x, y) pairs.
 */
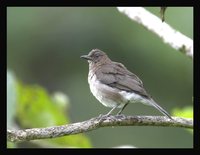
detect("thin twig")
(7, 115), (193, 142)
(117, 7), (193, 59)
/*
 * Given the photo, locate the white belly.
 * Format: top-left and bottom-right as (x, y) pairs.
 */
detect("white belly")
(88, 73), (125, 108)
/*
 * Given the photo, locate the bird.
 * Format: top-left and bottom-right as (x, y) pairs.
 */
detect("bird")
(80, 49), (172, 119)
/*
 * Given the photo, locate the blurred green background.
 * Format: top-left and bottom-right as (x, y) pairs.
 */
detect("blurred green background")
(7, 7), (193, 148)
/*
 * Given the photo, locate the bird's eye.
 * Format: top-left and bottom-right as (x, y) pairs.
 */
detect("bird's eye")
(94, 54), (100, 58)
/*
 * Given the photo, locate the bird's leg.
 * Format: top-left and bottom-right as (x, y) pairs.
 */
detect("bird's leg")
(96, 105), (119, 122)
(105, 104), (119, 116)
(117, 101), (130, 115)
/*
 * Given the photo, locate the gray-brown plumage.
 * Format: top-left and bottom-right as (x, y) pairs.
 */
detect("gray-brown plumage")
(81, 49), (172, 119)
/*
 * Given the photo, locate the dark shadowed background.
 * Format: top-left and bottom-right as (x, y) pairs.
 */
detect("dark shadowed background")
(7, 7), (193, 148)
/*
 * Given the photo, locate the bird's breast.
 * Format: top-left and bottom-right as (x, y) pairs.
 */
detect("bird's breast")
(88, 71), (125, 108)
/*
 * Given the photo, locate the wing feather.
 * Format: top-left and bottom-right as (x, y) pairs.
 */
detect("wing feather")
(96, 62), (150, 98)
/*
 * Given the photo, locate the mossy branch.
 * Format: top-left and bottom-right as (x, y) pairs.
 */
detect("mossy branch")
(7, 115), (193, 143)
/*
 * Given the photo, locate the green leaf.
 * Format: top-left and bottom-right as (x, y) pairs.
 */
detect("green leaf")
(16, 83), (69, 127)
(172, 106), (193, 119)
(16, 82), (91, 147)
(172, 106), (193, 134)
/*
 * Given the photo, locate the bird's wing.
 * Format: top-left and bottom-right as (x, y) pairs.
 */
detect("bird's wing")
(96, 62), (150, 98)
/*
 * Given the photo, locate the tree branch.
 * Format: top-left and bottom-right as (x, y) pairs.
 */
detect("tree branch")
(117, 7), (193, 59)
(7, 115), (193, 142)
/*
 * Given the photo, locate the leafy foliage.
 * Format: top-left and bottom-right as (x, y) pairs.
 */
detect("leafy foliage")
(7, 71), (92, 148)
(172, 106), (193, 119)
(172, 106), (193, 134)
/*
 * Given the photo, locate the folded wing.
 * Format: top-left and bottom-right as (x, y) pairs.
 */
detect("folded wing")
(96, 62), (150, 98)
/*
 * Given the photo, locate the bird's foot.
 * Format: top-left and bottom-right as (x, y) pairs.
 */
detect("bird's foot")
(116, 113), (125, 116)
(116, 113), (126, 119)
(96, 114), (110, 121)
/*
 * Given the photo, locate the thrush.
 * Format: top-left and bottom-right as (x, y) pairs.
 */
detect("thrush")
(81, 49), (172, 119)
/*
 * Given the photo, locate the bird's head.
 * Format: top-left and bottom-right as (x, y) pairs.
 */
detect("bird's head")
(81, 49), (110, 64)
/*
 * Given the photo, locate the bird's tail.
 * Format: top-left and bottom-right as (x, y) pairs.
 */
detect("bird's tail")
(149, 99), (172, 119)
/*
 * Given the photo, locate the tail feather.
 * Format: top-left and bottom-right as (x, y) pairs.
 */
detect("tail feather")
(149, 99), (172, 119)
